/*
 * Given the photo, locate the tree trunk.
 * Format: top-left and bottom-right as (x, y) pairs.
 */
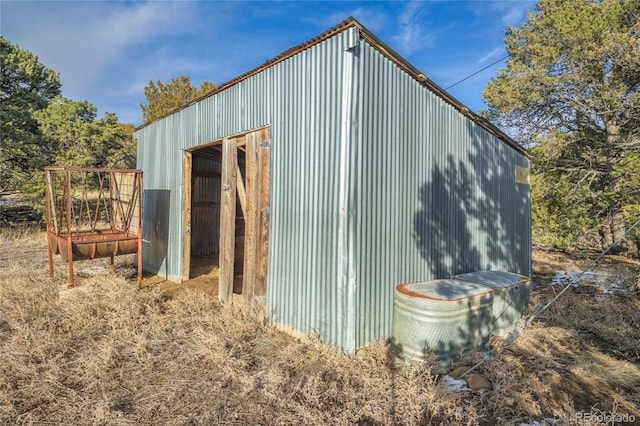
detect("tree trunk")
(600, 220), (614, 251)
(603, 211), (636, 255)
(600, 120), (637, 255)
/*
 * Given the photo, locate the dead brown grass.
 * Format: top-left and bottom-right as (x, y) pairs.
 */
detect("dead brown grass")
(1, 232), (639, 425)
(0, 230), (478, 425)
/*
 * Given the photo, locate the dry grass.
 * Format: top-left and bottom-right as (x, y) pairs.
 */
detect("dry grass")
(0, 230), (475, 425)
(1, 230), (639, 425)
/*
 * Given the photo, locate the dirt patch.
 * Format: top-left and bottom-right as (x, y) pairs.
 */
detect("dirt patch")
(533, 249), (589, 276)
(143, 270), (220, 299)
(140, 254), (222, 299)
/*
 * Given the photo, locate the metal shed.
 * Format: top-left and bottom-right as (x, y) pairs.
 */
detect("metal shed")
(135, 18), (531, 353)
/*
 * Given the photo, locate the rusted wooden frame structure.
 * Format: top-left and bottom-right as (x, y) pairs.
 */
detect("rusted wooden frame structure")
(183, 126), (270, 304)
(45, 166), (143, 288)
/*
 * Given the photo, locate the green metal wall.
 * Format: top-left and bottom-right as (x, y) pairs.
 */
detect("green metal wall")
(135, 22), (530, 353)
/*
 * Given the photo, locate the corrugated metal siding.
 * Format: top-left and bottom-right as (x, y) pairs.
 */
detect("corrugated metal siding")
(135, 24), (530, 352)
(136, 117), (182, 281)
(352, 41), (531, 348)
(136, 28), (360, 350)
(191, 155), (222, 256)
(266, 30), (356, 350)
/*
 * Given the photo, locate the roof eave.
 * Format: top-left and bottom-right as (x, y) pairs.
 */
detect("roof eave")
(135, 17), (528, 158)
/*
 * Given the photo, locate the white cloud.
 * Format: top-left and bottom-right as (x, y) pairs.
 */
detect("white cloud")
(477, 45), (505, 64)
(468, 1), (535, 27)
(499, 3), (530, 26)
(391, 2), (435, 56)
(2, 1), (199, 97)
(0, 0), (531, 126)
(2, 1), (218, 124)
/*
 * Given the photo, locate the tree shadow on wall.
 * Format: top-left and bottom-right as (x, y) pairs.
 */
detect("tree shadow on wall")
(413, 125), (530, 279)
(406, 121), (531, 373)
(413, 155), (481, 278)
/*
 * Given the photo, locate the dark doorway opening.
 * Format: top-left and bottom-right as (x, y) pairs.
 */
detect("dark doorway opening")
(182, 126), (271, 304)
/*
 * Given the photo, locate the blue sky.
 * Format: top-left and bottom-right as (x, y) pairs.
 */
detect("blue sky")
(1, 0), (536, 126)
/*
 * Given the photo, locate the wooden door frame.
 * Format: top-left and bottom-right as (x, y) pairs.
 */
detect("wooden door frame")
(182, 125), (271, 304)
(181, 151), (192, 282)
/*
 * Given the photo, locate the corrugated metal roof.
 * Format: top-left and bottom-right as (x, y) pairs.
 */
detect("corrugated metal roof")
(135, 17), (526, 157)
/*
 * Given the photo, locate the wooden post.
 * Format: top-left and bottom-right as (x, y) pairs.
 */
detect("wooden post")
(219, 138), (238, 304)
(256, 127), (271, 296)
(181, 153), (192, 282)
(242, 131), (260, 304)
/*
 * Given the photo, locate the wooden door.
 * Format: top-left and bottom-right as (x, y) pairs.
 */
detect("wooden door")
(218, 126), (271, 304)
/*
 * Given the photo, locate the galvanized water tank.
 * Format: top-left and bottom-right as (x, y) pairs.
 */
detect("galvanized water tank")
(455, 271), (531, 337)
(392, 279), (495, 371)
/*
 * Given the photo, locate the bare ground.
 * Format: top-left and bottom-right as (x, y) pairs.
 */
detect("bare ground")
(0, 229), (639, 425)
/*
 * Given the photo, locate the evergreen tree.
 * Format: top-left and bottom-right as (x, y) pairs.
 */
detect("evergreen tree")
(483, 0), (640, 254)
(140, 76), (215, 124)
(0, 37), (61, 192)
(24, 96), (136, 203)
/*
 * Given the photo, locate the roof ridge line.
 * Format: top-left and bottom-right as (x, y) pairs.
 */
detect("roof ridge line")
(135, 17), (527, 157)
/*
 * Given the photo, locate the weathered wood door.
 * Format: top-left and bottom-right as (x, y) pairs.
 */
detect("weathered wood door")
(219, 126), (271, 304)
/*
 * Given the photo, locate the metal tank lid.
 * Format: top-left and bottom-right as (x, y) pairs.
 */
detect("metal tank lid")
(454, 271), (529, 288)
(396, 279), (494, 301)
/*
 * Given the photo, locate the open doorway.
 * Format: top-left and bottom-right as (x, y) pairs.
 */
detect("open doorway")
(182, 126), (271, 304)
(184, 144), (224, 283)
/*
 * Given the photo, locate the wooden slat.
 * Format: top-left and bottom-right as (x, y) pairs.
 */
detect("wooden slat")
(181, 153), (192, 282)
(242, 130), (260, 304)
(255, 128), (271, 296)
(45, 169), (56, 278)
(255, 127), (271, 296)
(65, 168), (74, 286)
(219, 137), (237, 304)
(236, 159), (247, 217)
(184, 125), (269, 152)
(235, 135), (247, 148)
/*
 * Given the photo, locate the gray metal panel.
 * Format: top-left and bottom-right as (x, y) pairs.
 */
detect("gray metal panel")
(351, 40), (402, 349)
(352, 41), (531, 348)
